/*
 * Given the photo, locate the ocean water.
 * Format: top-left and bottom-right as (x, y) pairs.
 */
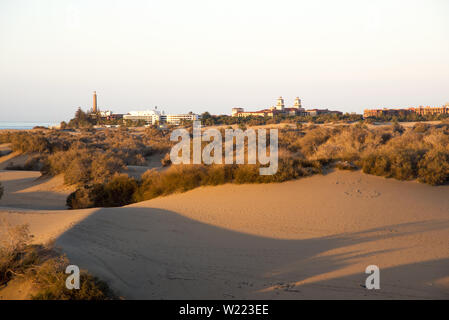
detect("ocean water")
(0, 121), (58, 130)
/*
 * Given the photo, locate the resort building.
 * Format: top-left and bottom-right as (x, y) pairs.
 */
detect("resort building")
(123, 109), (163, 124)
(363, 104), (449, 118)
(123, 108), (200, 125)
(305, 109), (343, 116)
(99, 110), (124, 120)
(232, 96), (306, 118)
(165, 113), (200, 125)
(408, 104), (449, 116)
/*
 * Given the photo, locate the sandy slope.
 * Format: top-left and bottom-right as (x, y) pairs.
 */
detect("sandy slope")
(0, 170), (73, 210)
(56, 171), (449, 299)
(1, 170), (449, 299)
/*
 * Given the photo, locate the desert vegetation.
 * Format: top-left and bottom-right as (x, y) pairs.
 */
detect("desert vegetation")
(2, 120), (449, 209)
(66, 122), (449, 208)
(0, 127), (171, 186)
(0, 220), (115, 300)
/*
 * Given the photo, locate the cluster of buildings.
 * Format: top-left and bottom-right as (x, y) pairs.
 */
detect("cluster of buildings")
(89, 91), (200, 125)
(363, 104), (449, 118)
(231, 97), (342, 118)
(86, 92), (347, 126)
(84, 92), (449, 125)
(123, 109), (200, 125)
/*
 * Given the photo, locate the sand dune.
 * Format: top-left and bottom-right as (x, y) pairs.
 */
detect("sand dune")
(1, 170), (449, 299)
(0, 170), (73, 210)
(0, 170), (87, 245)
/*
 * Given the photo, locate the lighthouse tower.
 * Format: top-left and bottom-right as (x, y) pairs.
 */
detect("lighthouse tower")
(276, 96), (285, 111)
(93, 91), (98, 113)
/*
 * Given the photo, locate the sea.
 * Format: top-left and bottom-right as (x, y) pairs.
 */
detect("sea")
(0, 121), (58, 130)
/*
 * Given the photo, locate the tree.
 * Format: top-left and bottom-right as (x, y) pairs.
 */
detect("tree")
(67, 108), (94, 128)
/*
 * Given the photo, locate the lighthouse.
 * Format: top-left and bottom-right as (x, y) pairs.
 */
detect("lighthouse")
(93, 91), (98, 113)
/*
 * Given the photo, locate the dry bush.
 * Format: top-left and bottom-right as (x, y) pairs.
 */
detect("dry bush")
(134, 166), (207, 202)
(417, 149), (449, 185)
(67, 174), (137, 209)
(335, 160), (358, 171)
(5, 154), (45, 171)
(0, 220), (35, 285)
(413, 122), (430, 133)
(8, 132), (52, 154)
(132, 157), (323, 204)
(3, 129), (165, 185)
(161, 152), (172, 167)
(66, 187), (93, 209)
(0, 220), (115, 299)
(62, 122), (449, 208)
(45, 148), (125, 186)
(288, 127), (331, 156)
(31, 255), (116, 300)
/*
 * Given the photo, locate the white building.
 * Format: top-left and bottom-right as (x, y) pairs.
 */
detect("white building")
(123, 108), (200, 125)
(123, 109), (163, 124)
(165, 113), (200, 125)
(99, 110), (113, 117)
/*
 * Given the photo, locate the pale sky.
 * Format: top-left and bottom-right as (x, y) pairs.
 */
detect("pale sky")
(1, 0), (448, 122)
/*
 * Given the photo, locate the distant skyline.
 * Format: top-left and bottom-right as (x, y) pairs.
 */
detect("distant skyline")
(1, 0), (449, 122)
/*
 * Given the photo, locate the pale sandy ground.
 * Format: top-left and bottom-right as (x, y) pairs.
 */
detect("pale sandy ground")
(0, 171), (73, 210)
(0, 169), (91, 299)
(124, 153), (166, 178)
(1, 169), (447, 299)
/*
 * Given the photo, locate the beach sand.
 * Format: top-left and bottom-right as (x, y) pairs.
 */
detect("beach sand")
(1, 169), (448, 299)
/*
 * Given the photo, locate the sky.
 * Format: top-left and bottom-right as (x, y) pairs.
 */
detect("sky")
(1, 0), (448, 122)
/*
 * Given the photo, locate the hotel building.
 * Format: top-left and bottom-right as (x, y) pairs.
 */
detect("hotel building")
(123, 108), (200, 125)
(364, 104), (449, 118)
(232, 97), (306, 118)
(232, 97), (342, 118)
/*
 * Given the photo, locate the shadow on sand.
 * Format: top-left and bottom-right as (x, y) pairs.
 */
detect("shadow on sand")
(55, 206), (449, 299)
(0, 170), (69, 210)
